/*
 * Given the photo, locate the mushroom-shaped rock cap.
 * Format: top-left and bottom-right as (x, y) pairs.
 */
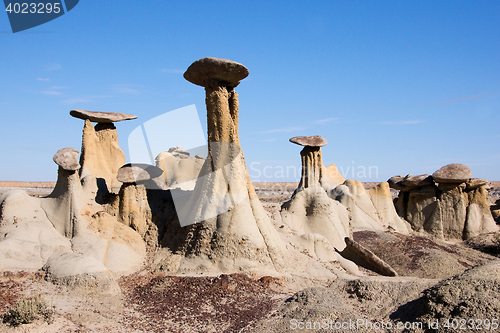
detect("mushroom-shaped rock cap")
(289, 135), (328, 147)
(117, 163), (164, 184)
(53, 148), (80, 171)
(387, 175), (409, 191)
(466, 178), (490, 190)
(401, 174), (434, 188)
(432, 163), (472, 183)
(183, 57), (249, 88)
(70, 109), (138, 123)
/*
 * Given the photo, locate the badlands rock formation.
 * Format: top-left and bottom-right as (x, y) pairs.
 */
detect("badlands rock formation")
(282, 135), (409, 255)
(155, 146), (205, 190)
(0, 147), (146, 292)
(113, 163), (166, 246)
(71, 109), (137, 194)
(390, 163), (498, 240)
(157, 57), (288, 276)
(289, 135), (330, 194)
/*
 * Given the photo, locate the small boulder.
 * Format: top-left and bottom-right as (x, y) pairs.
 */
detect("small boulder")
(53, 148), (80, 171)
(432, 163), (471, 183)
(388, 175), (410, 191)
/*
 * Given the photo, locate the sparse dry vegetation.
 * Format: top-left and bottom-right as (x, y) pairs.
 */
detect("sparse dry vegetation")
(2, 293), (54, 327)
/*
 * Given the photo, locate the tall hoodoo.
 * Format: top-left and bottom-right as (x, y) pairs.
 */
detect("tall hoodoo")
(41, 147), (83, 238)
(162, 57), (286, 274)
(70, 109), (137, 194)
(289, 135), (328, 193)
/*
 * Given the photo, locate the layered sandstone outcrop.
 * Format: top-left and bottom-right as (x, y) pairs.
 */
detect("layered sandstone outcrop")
(390, 163), (498, 240)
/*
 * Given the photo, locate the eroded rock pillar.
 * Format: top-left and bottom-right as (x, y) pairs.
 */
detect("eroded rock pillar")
(289, 135), (328, 194)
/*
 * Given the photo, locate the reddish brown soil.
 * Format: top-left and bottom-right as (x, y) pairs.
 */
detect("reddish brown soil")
(118, 272), (286, 333)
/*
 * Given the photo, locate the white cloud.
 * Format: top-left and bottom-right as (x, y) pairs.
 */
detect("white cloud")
(45, 63), (62, 71)
(62, 95), (113, 105)
(377, 120), (424, 125)
(161, 68), (184, 74)
(111, 84), (140, 94)
(262, 126), (307, 134)
(313, 117), (338, 125)
(62, 98), (92, 104)
(42, 86), (67, 96)
(43, 90), (62, 96)
(433, 92), (488, 105)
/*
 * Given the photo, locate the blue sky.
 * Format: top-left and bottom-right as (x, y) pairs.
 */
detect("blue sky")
(1, 0), (499, 182)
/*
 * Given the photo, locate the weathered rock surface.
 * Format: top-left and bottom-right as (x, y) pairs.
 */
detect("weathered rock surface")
(247, 275), (438, 333)
(294, 145), (324, 194)
(391, 164), (498, 240)
(0, 190), (72, 271)
(43, 250), (121, 295)
(402, 174), (434, 188)
(155, 148), (205, 190)
(393, 260), (500, 326)
(183, 57), (249, 88)
(116, 163), (163, 184)
(289, 135), (328, 147)
(78, 120), (126, 193)
(464, 185), (498, 239)
(324, 163), (345, 184)
(432, 163), (471, 183)
(406, 185), (442, 237)
(353, 230), (495, 279)
(157, 58), (287, 276)
(70, 109), (137, 123)
(41, 149), (92, 238)
(465, 232), (500, 257)
(0, 148), (146, 290)
(466, 178), (489, 190)
(281, 186), (350, 251)
(366, 182), (410, 233)
(53, 148), (80, 171)
(388, 175), (408, 191)
(112, 181), (162, 247)
(344, 237), (398, 277)
(439, 184), (468, 239)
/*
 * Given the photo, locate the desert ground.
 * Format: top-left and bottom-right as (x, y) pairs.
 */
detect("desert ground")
(1, 181), (499, 333)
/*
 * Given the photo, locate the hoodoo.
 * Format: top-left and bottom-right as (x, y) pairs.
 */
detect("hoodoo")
(159, 57), (287, 275)
(70, 109), (137, 194)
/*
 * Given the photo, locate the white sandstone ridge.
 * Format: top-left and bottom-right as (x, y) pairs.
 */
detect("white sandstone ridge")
(389, 163), (499, 240)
